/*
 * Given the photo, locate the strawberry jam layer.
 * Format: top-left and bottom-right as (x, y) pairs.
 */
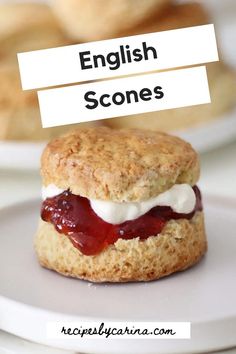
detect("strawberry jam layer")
(41, 186), (202, 256)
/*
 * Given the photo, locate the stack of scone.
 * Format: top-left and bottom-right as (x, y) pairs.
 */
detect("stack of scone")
(52, 0), (236, 132)
(36, 127), (207, 282)
(0, 1), (235, 141)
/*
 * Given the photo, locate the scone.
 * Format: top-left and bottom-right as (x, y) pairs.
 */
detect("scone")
(0, 65), (98, 141)
(52, 0), (170, 41)
(118, 2), (210, 37)
(0, 3), (81, 141)
(105, 2), (236, 131)
(0, 2), (72, 65)
(105, 61), (236, 132)
(35, 127), (207, 282)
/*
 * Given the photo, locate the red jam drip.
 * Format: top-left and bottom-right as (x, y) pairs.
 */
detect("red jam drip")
(41, 186), (202, 256)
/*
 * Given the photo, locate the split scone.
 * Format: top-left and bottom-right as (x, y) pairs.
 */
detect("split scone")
(35, 127), (207, 282)
(52, 0), (170, 41)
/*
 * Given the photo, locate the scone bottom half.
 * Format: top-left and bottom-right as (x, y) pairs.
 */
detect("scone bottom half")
(35, 127), (207, 282)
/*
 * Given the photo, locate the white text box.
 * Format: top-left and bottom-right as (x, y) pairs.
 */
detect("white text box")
(38, 66), (211, 128)
(47, 321), (191, 339)
(19, 25), (218, 90)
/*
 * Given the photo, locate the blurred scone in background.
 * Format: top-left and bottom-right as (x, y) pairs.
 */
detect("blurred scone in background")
(0, 0), (235, 142)
(52, 0), (236, 133)
(0, 1), (99, 141)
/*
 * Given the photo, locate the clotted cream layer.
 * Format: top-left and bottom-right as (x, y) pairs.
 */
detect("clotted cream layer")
(42, 183), (196, 225)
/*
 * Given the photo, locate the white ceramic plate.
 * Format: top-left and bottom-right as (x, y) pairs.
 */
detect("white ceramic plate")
(0, 196), (236, 354)
(0, 141), (46, 170)
(175, 109), (236, 153)
(0, 330), (74, 354)
(0, 332), (235, 354)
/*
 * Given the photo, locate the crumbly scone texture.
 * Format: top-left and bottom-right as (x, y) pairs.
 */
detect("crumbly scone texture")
(0, 3), (71, 65)
(35, 212), (207, 283)
(41, 127), (200, 202)
(53, 0), (169, 41)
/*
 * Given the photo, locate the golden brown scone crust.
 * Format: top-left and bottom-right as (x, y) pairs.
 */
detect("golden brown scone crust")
(104, 2), (236, 131)
(0, 3), (71, 65)
(35, 212), (206, 283)
(53, 0), (170, 41)
(41, 127), (199, 201)
(0, 3), (84, 141)
(0, 65), (99, 141)
(118, 2), (210, 37)
(105, 62), (236, 132)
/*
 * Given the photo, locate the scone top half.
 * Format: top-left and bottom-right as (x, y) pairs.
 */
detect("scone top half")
(41, 127), (199, 202)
